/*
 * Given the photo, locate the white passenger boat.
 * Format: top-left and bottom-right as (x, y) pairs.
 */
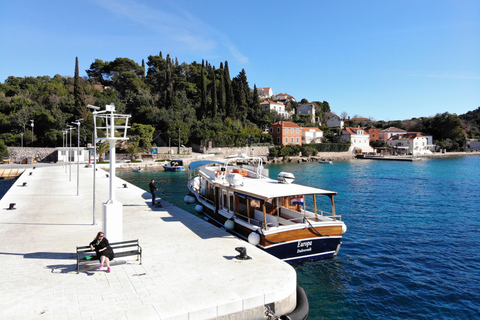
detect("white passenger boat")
(187, 157), (347, 263)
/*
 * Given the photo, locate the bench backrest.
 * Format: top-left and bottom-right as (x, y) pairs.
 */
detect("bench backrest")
(77, 239), (140, 253)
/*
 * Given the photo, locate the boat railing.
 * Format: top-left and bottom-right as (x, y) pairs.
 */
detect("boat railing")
(280, 206), (342, 222)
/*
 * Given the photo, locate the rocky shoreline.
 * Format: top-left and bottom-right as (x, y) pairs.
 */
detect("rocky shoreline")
(107, 150), (480, 171)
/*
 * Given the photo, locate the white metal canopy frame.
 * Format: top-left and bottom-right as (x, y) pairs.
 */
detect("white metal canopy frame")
(89, 103), (131, 242)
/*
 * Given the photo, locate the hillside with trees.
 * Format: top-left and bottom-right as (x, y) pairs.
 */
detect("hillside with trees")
(1, 52), (479, 153)
(0, 53), (275, 152)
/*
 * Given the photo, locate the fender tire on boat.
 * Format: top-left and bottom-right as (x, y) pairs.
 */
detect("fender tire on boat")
(280, 286), (309, 320)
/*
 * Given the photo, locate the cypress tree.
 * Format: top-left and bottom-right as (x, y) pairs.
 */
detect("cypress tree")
(200, 60), (207, 119)
(165, 54), (173, 109)
(217, 65), (226, 115)
(73, 56), (83, 112)
(224, 61), (235, 118)
(211, 66), (217, 119)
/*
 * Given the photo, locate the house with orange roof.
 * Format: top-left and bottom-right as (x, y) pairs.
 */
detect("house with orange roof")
(260, 100), (289, 119)
(275, 93), (296, 102)
(387, 132), (430, 155)
(257, 87), (273, 100)
(269, 121), (303, 146)
(302, 127), (323, 144)
(341, 127), (373, 153)
(362, 126), (380, 141)
(379, 127), (407, 142)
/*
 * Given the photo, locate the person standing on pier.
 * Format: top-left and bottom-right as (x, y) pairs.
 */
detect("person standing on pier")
(90, 232), (114, 273)
(149, 179), (158, 206)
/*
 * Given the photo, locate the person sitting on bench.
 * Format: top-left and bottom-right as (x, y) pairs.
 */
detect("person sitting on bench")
(89, 231), (115, 273)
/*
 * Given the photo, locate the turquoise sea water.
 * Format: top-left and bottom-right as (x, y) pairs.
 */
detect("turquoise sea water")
(2, 157), (479, 319)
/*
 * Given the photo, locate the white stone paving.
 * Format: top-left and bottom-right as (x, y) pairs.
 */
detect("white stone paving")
(0, 164), (296, 319)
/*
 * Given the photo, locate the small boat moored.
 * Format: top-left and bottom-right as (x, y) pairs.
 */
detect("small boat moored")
(187, 157), (347, 263)
(163, 159), (185, 171)
(318, 159), (333, 164)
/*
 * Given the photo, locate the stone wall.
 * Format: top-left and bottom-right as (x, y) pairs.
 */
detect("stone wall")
(7, 147), (59, 163)
(204, 146), (270, 157)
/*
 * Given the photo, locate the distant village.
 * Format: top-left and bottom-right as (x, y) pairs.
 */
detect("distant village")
(258, 87), (437, 156)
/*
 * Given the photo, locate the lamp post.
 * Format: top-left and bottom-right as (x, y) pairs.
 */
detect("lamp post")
(91, 103), (130, 241)
(68, 126), (74, 181)
(19, 133), (23, 163)
(72, 119), (83, 196)
(30, 120), (34, 147)
(63, 130), (68, 173)
(87, 105), (101, 226)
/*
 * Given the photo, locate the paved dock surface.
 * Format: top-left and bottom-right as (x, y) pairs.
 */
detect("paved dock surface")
(0, 164), (297, 320)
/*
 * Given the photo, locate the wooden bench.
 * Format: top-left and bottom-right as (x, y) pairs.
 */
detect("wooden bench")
(76, 239), (142, 273)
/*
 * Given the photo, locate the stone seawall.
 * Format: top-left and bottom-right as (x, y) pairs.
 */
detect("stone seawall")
(267, 152), (355, 164)
(7, 147), (58, 163)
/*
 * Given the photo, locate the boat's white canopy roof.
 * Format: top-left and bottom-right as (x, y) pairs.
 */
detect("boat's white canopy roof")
(191, 159), (337, 200)
(231, 177), (337, 200)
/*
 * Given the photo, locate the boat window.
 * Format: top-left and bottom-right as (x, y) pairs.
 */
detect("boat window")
(265, 198), (276, 215)
(222, 191), (228, 209)
(238, 196), (247, 216)
(229, 192), (234, 211)
(249, 199), (261, 218)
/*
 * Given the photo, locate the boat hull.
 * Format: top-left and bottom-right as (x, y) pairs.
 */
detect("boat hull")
(264, 236), (341, 263)
(190, 188), (342, 263)
(163, 166), (185, 172)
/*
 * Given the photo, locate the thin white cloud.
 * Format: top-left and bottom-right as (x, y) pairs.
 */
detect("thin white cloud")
(93, 0), (248, 63)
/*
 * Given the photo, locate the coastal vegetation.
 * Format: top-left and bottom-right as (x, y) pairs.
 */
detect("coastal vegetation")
(0, 53), (479, 153)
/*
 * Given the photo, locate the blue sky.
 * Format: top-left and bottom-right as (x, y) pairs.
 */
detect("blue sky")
(1, 0), (478, 121)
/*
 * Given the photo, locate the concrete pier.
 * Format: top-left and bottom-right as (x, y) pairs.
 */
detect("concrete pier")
(0, 164), (297, 319)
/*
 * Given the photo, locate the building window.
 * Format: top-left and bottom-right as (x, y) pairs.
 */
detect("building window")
(285, 128), (289, 133)
(285, 137), (288, 143)
(291, 137), (294, 143)
(270, 128), (273, 133)
(296, 137), (299, 143)
(277, 127), (280, 133)
(277, 137), (280, 144)
(296, 128), (299, 133)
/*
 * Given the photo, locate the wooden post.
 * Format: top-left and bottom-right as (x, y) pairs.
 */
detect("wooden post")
(313, 194), (318, 219)
(330, 195), (336, 221)
(262, 203), (267, 230)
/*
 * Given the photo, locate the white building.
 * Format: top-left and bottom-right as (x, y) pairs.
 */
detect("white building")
(260, 100), (289, 119)
(257, 87), (273, 100)
(57, 147), (90, 163)
(341, 127), (373, 153)
(326, 115), (344, 128)
(387, 133), (429, 155)
(302, 127), (323, 144)
(297, 103), (316, 123)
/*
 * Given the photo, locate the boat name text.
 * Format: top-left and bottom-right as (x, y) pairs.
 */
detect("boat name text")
(297, 240), (313, 253)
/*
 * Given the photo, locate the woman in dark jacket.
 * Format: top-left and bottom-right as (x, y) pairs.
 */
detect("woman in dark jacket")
(89, 231), (114, 272)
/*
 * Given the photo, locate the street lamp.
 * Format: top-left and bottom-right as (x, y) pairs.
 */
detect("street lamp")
(30, 120), (34, 147)
(63, 130), (68, 172)
(91, 103), (131, 242)
(72, 119), (83, 196)
(67, 126), (74, 181)
(87, 104), (101, 226)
